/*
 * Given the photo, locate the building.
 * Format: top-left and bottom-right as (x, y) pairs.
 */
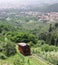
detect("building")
(18, 43), (31, 56)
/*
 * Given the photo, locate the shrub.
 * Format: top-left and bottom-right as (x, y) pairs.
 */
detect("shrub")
(4, 41), (17, 57)
(46, 52), (58, 65)
(41, 44), (49, 52)
(41, 44), (58, 52)
(0, 41), (16, 57)
(36, 40), (45, 47)
(7, 32), (37, 44)
(29, 41), (34, 46)
(49, 46), (58, 52)
(0, 53), (7, 59)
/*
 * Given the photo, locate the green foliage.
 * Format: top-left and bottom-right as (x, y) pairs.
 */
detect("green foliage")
(41, 44), (58, 52)
(39, 23), (58, 46)
(55, 23), (58, 28)
(0, 9), (58, 65)
(0, 23), (16, 34)
(48, 24), (53, 32)
(6, 32), (37, 44)
(0, 53), (7, 59)
(41, 44), (49, 52)
(36, 40), (45, 47)
(0, 41), (16, 58)
(39, 33), (47, 41)
(29, 41), (34, 46)
(4, 41), (16, 57)
(14, 58), (24, 65)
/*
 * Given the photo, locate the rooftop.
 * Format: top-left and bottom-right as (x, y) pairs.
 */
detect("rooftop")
(18, 43), (27, 46)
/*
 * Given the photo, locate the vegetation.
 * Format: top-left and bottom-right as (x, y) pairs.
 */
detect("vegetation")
(0, 41), (16, 59)
(0, 9), (58, 65)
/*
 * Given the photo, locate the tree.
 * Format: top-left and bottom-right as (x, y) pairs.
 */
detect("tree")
(39, 33), (47, 41)
(49, 24), (53, 32)
(4, 41), (16, 57)
(7, 32), (37, 44)
(55, 23), (58, 28)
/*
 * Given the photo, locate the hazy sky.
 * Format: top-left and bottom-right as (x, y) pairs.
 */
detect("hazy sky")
(0, 0), (58, 8)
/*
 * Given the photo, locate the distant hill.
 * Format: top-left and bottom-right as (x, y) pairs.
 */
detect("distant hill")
(22, 3), (58, 12)
(0, 3), (58, 12)
(44, 3), (58, 12)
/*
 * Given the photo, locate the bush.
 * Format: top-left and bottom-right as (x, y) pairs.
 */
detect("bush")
(41, 44), (58, 52)
(46, 52), (58, 65)
(41, 44), (50, 52)
(4, 41), (17, 57)
(7, 32), (37, 44)
(0, 53), (7, 59)
(36, 40), (45, 47)
(49, 46), (58, 52)
(0, 41), (16, 57)
(29, 41), (34, 46)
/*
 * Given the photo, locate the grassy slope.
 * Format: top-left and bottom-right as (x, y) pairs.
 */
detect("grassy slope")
(0, 45), (51, 65)
(0, 53), (49, 65)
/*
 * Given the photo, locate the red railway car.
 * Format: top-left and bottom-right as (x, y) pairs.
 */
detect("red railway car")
(18, 43), (31, 56)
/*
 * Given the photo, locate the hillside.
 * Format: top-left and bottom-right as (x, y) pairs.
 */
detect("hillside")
(44, 3), (58, 12)
(24, 3), (58, 12)
(0, 8), (58, 65)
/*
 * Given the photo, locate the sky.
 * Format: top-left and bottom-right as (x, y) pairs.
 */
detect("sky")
(0, 0), (58, 8)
